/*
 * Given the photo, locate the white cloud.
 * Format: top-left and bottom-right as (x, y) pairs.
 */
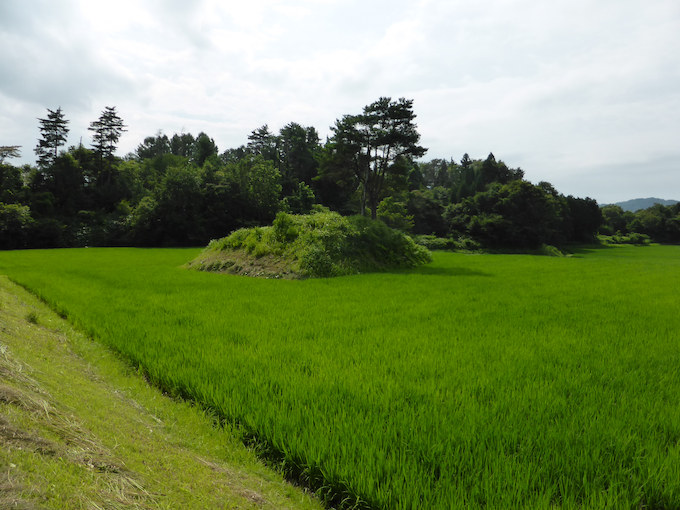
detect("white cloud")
(1, 0), (679, 202)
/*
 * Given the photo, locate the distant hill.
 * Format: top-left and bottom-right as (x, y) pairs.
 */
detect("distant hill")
(611, 198), (679, 212)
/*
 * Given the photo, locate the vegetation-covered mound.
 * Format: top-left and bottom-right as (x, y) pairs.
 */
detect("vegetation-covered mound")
(189, 211), (432, 278)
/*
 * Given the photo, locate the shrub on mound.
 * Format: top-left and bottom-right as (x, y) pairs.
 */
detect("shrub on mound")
(190, 211), (432, 278)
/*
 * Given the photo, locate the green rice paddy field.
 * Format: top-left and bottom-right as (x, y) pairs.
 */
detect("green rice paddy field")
(0, 245), (679, 509)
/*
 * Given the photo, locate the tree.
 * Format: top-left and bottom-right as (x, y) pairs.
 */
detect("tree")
(446, 154), (524, 202)
(445, 180), (564, 248)
(192, 132), (218, 167)
(407, 189), (447, 236)
(628, 203), (680, 243)
(0, 202), (33, 249)
(45, 153), (86, 216)
(136, 132), (170, 160)
(88, 107), (127, 209)
(247, 125), (278, 161)
(89, 106), (127, 167)
(565, 196), (602, 242)
(600, 204), (628, 235)
(280, 181), (316, 214)
(377, 196), (414, 232)
(277, 122), (320, 194)
(0, 146), (21, 164)
(226, 155), (282, 223)
(331, 97), (427, 219)
(0, 163), (23, 203)
(35, 107), (69, 168)
(170, 133), (195, 157)
(246, 157), (282, 222)
(152, 164), (205, 245)
(313, 141), (359, 214)
(418, 158), (449, 189)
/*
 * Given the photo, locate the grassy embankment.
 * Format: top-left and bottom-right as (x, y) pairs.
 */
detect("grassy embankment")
(0, 245), (679, 508)
(0, 274), (321, 509)
(189, 211), (431, 278)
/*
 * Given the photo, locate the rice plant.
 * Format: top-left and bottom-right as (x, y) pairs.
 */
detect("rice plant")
(1, 245), (679, 508)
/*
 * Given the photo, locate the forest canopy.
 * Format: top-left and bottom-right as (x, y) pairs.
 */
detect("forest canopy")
(2, 98), (674, 251)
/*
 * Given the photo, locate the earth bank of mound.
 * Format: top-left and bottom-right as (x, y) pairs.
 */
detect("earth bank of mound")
(188, 211), (432, 278)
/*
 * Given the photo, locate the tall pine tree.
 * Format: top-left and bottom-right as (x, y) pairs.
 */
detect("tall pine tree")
(88, 106), (127, 208)
(89, 106), (127, 170)
(331, 97), (427, 219)
(35, 107), (69, 168)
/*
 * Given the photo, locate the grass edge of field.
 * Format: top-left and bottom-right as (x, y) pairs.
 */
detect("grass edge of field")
(0, 274), (323, 510)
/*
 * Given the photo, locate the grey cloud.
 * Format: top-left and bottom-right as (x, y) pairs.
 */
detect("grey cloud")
(1, 0), (679, 203)
(0, 0), (136, 110)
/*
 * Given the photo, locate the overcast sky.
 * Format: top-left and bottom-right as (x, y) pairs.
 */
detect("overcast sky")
(1, 0), (678, 203)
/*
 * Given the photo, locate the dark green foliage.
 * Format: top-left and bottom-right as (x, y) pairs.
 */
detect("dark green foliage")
(135, 132), (171, 159)
(446, 180), (564, 248)
(170, 133), (196, 157)
(227, 155), (282, 223)
(42, 153), (85, 216)
(277, 122), (320, 194)
(28, 217), (65, 248)
(247, 125), (278, 161)
(0, 163), (23, 204)
(313, 142), (359, 214)
(443, 175), (602, 248)
(192, 132), (219, 167)
(86, 108), (130, 213)
(600, 205), (631, 234)
(629, 203), (680, 243)
(0, 202), (33, 249)
(2, 101), (608, 251)
(128, 165), (206, 246)
(446, 154), (525, 203)
(600, 202), (680, 243)
(281, 182), (316, 214)
(407, 189), (447, 236)
(564, 195), (602, 243)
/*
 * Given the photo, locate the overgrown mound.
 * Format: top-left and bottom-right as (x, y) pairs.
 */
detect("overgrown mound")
(189, 211), (432, 278)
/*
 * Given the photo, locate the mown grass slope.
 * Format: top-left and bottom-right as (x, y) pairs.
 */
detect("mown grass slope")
(0, 245), (679, 508)
(0, 275), (321, 509)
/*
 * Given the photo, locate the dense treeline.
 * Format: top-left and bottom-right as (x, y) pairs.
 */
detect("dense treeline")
(599, 203), (680, 244)
(0, 98), (618, 250)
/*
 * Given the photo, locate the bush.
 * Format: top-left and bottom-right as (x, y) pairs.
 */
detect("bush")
(413, 235), (456, 251)
(599, 232), (651, 245)
(536, 244), (564, 257)
(413, 234), (484, 252)
(192, 211), (432, 278)
(377, 196), (414, 232)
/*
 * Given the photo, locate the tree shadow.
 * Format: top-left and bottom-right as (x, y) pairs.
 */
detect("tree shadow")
(565, 244), (617, 257)
(389, 264), (493, 277)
